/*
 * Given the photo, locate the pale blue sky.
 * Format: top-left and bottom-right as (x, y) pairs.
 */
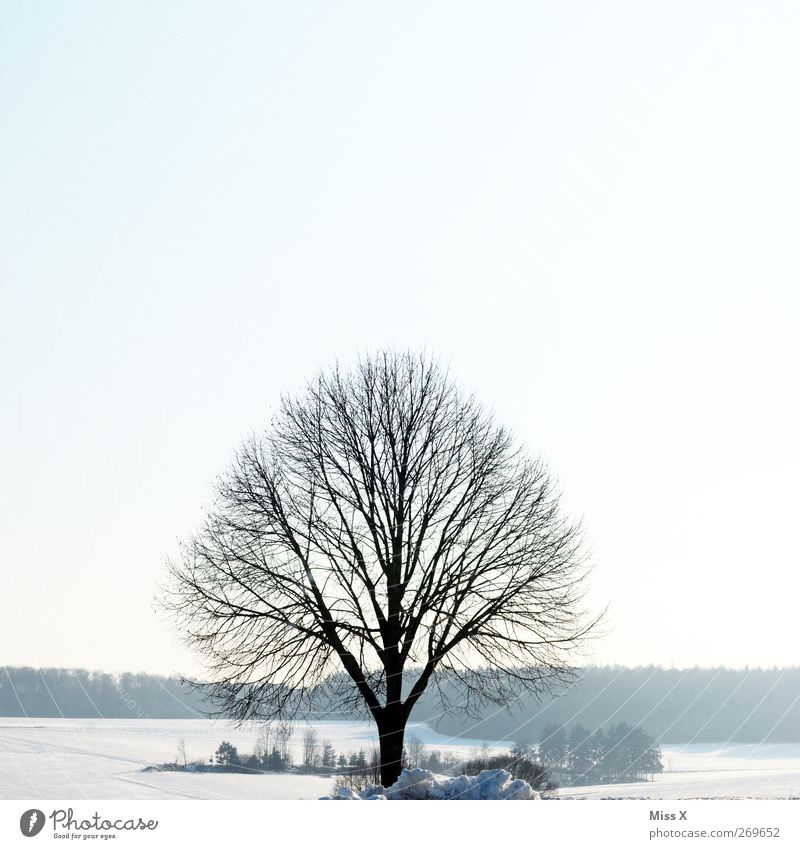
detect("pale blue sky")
(2, 1), (799, 675)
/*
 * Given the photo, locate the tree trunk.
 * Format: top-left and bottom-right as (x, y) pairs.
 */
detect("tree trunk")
(377, 711), (406, 788)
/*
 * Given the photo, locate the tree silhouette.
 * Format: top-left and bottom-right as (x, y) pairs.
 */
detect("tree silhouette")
(163, 351), (596, 786)
(214, 741), (240, 766)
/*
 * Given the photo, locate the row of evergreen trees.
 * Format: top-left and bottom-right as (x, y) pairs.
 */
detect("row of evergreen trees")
(538, 722), (663, 785)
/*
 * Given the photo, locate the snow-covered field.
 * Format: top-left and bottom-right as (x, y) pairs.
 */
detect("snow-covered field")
(561, 744), (800, 799)
(0, 718), (507, 800)
(3, 719), (800, 799)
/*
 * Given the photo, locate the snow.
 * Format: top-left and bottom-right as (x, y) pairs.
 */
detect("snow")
(559, 744), (800, 799)
(3, 718), (800, 799)
(322, 768), (540, 800)
(0, 717), (506, 800)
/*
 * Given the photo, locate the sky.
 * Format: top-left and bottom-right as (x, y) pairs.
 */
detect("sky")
(1, 1), (799, 676)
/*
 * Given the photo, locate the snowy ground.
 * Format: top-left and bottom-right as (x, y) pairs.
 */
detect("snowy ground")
(560, 744), (800, 799)
(0, 718), (507, 800)
(3, 719), (800, 799)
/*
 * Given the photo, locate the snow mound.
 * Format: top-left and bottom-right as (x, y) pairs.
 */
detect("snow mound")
(321, 768), (540, 800)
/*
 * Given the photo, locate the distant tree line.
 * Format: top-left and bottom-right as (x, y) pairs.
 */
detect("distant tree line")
(7, 665), (800, 746)
(0, 667), (348, 721)
(0, 667), (212, 718)
(424, 666), (800, 744)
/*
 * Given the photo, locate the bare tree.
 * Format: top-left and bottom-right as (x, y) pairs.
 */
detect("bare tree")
(404, 735), (427, 769)
(164, 351), (597, 786)
(253, 722), (272, 764)
(275, 720), (294, 765)
(176, 736), (187, 767)
(302, 726), (320, 769)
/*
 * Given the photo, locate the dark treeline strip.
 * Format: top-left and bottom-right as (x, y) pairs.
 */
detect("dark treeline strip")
(422, 666), (800, 744)
(5, 665), (800, 745)
(0, 667), (212, 718)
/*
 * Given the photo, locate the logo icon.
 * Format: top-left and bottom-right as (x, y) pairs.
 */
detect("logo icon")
(19, 809), (46, 837)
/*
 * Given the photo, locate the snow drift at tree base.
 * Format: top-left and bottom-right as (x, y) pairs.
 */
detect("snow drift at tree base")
(322, 768), (540, 800)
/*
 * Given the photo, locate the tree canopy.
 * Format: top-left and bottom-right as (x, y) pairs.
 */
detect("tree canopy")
(163, 351), (596, 784)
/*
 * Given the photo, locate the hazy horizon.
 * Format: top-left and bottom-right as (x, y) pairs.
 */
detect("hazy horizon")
(6, 661), (800, 678)
(2, 1), (800, 675)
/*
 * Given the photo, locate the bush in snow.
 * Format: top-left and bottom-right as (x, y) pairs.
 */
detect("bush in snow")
(321, 768), (540, 800)
(460, 750), (555, 794)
